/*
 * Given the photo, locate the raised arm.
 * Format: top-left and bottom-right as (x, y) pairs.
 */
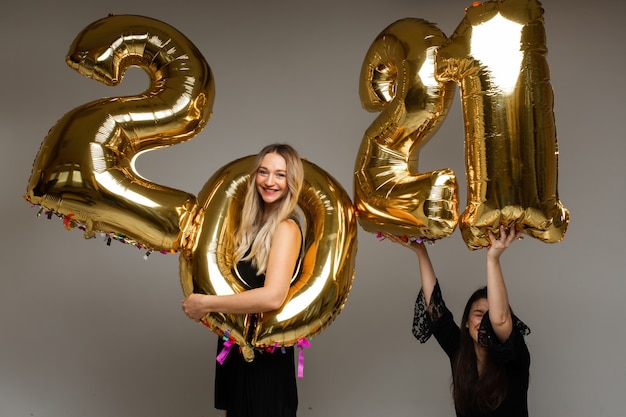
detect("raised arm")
(384, 234), (437, 304)
(485, 224), (522, 343)
(182, 219), (301, 319)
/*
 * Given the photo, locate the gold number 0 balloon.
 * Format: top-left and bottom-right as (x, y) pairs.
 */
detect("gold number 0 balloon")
(24, 14), (215, 252)
(354, 18), (459, 241)
(180, 156), (357, 361)
(180, 156), (357, 360)
(436, 0), (569, 249)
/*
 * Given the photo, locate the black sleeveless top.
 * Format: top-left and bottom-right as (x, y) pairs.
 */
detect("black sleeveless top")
(214, 216), (302, 417)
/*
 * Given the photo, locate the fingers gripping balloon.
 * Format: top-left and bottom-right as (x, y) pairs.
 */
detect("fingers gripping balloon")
(354, 18), (459, 242)
(355, 0), (569, 249)
(24, 14), (215, 252)
(180, 156), (357, 361)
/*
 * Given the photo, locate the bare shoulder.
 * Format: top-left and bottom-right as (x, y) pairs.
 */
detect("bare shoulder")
(276, 217), (301, 237)
(270, 218), (302, 254)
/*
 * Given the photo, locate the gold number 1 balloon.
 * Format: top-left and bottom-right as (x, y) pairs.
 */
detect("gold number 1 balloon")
(355, 0), (569, 249)
(24, 14), (357, 360)
(438, 0), (569, 248)
(24, 14), (215, 252)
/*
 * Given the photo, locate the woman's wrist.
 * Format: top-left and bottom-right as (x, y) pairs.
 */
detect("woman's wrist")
(486, 253), (502, 264)
(197, 293), (213, 314)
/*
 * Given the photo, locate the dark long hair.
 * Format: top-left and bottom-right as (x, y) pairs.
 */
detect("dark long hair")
(452, 286), (508, 415)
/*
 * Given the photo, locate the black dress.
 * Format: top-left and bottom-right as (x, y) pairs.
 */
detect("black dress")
(214, 223), (302, 417)
(412, 281), (531, 417)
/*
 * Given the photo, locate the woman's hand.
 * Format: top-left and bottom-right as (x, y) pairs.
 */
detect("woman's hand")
(381, 232), (427, 255)
(182, 293), (211, 321)
(487, 224), (522, 260)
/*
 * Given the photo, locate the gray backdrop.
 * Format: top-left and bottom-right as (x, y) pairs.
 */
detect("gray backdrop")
(1, 1), (624, 416)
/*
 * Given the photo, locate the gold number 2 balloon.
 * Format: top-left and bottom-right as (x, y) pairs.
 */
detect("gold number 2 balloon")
(24, 14), (215, 252)
(354, 18), (459, 241)
(356, 0), (569, 249)
(24, 15), (357, 360)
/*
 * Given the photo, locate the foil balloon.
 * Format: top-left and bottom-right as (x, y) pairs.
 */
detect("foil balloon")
(180, 156), (357, 361)
(24, 14), (357, 360)
(354, 18), (459, 241)
(24, 14), (215, 251)
(435, 0), (569, 249)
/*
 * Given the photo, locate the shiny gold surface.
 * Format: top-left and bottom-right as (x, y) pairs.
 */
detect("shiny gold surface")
(24, 14), (215, 251)
(438, 0), (569, 248)
(355, 0), (569, 249)
(355, 18), (459, 241)
(24, 15), (358, 356)
(180, 156), (357, 354)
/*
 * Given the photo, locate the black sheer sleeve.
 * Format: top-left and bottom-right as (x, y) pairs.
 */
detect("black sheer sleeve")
(412, 280), (448, 343)
(477, 310), (531, 363)
(477, 311), (531, 348)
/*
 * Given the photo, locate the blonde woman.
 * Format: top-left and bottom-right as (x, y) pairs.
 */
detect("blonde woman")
(183, 143), (304, 417)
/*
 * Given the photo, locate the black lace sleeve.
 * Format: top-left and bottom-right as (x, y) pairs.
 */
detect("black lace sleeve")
(477, 310), (531, 350)
(412, 280), (447, 343)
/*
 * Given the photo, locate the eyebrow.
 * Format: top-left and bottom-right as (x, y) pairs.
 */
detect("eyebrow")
(258, 166), (286, 173)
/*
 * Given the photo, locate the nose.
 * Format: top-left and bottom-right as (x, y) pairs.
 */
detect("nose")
(264, 173), (275, 185)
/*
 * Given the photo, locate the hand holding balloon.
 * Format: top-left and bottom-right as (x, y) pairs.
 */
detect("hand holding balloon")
(378, 232), (433, 256)
(486, 225), (523, 260)
(182, 293), (211, 322)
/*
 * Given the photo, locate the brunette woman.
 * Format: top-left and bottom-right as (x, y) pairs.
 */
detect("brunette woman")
(385, 225), (530, 416)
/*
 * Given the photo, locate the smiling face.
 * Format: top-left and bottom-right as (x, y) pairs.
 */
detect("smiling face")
(466, 297), (489, 344)
(255, 151), (288, 212)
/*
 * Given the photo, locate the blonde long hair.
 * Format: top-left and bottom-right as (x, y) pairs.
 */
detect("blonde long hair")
(233, 144), (304, 274)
